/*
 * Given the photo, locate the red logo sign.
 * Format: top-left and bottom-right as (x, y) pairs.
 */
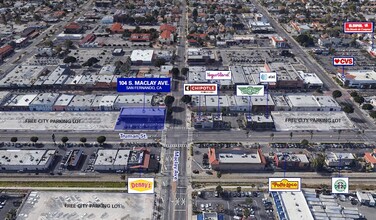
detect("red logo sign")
(344, 22), (374, 33)
(333, 57), (354, 66)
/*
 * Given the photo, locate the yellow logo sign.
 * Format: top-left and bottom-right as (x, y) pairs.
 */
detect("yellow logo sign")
(129, 179), (153, 192)
(270, 179), (299, 190)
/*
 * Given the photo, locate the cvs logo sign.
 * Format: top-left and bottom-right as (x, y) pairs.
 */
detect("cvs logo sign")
(333, 57), (354, 66)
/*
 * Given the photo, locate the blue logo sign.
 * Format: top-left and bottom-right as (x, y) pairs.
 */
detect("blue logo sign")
(117, 78), (171, 93)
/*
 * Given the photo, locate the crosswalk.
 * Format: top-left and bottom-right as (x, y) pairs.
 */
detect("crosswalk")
(165, 144), (188, 148)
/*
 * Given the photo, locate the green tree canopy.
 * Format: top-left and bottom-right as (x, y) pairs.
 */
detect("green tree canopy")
(332, 90), (342, 98)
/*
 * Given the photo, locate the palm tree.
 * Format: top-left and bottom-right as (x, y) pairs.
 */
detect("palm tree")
(80, 137), (87, 147)
(270, 133), (274, 141)
(61, 136), (69, 146)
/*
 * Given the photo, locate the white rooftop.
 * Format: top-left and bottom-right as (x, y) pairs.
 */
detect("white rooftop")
(130, 50), (154, 62)
(5, 94), (38, 106)
(0, 149), (56, 166)
(218, 152), (261, 164)
(280, 191), (314, 220)
(298, 71), (323, 85)
(54, 94), (75, 106)
(345, 70), (376, 81)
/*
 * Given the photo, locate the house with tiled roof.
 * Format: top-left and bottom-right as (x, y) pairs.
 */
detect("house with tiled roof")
(110, 23), (124, 34)
(159, 30), (174, 45)
(160, 24), (176, 33)
(64, 22), (82, 34)
(365, 149), (376, 171)
(0, 45), (14, 61)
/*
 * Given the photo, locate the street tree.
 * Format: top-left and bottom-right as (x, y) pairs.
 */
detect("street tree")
(370, 111), (376, 119)
(164, 95), (175, 107)
(30, 136), (39, 144)
(97, 136), (106, 145)
(237, 186), (242, 192)
(64, 40), (74, 49)
(217, 171), (222, 178)
(63, 56), (77, 63)
(192, 8), (198, 21)
(312, 154), (325, 171)
(332, 90), (342, 98)
(343, 105), (354, 113)
(216, 185), (223, 195)
(301, 139), (309, 146)
(61, 136), (69, 145)
(350, 91), (358, 97)
(181, 67), (189, 77)
(10, 137), (17, 143)
(80, 137), (87, 146)
(171, 67), (180, 79)
(181, 95), (192, 104)
(154, 58), (165, 67)
(245, 197), (253, 204)
(362, 104), (374, 110)
(270, 133), (274, 141)
(354, 96), (365, 105)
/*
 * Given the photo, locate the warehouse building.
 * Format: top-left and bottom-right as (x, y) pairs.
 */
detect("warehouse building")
(186, 48), (215, 65)
(208, 147), (266, 172)
(29, 93), (60, 111)
(130, 50), (154, 65)
(271, 191), (314, 220)
(0, 65), (47, 87)
(0, 149), (56, 172)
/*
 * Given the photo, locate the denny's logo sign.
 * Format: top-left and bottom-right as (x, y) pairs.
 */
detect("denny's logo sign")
(128, 178), (154, 194)
(268, 178), (301, 192)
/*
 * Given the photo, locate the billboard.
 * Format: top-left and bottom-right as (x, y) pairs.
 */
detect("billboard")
(117, 78), (171, 93)
(236, 85), (265, 96)
(332, 57), (354, 66)
(128, 178), (154, 194)
(332, 177), (349, 194)
(344, 22), (374, 33)
(205, 71), (232, 80)
(269, 178), (301, 192)
(259, 72), (277, 83)
(183, 84), (218, 95)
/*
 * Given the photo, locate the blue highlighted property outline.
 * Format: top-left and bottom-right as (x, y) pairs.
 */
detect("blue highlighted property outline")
(114, 107), (166, 130)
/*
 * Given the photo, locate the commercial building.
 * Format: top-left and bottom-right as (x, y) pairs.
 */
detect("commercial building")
(3, 94), (38, 111)
(113, 94), (153, 110)
(29, 93), (60, 111)
(53, 94), (75, 111)
(298, 71), (324, 88)
(272, 111), (355, 131)
(208, 148), (266, 172)
(265, 62), (304, 89)
(193, 113), (230, 130)
(0, 149), (56, 172)
(271, 191), (314, 220)
(0, 65), (47, 87)
(285, 95), (341, 111)
(364, 149), (376, 171)
(67, 94), (96, 111)
(93, 148), (158, 173)
(274, 152), (310, 170)
(338, 70), (376, 88)
(187, 48), (215, 65)
(64, 149), (84, 170)
(271, 36), (286, 48)
(90, 95), (117, 111)
(325, 152), (355, 167)
(0, 91), (12, 107)
(130, 50), (154, 65)
(244, 114), (274, 131)
(115, 107), (166, 130)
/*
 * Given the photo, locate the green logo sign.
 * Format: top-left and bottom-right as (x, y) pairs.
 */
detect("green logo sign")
(334, 179), (347, 192)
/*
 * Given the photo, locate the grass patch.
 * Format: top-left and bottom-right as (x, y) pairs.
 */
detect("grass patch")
(0, 181), (125, 188)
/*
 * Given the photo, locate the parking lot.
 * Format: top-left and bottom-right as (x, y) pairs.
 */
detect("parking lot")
(0, 193), (25, 220)
(194, 189), (275, 220)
